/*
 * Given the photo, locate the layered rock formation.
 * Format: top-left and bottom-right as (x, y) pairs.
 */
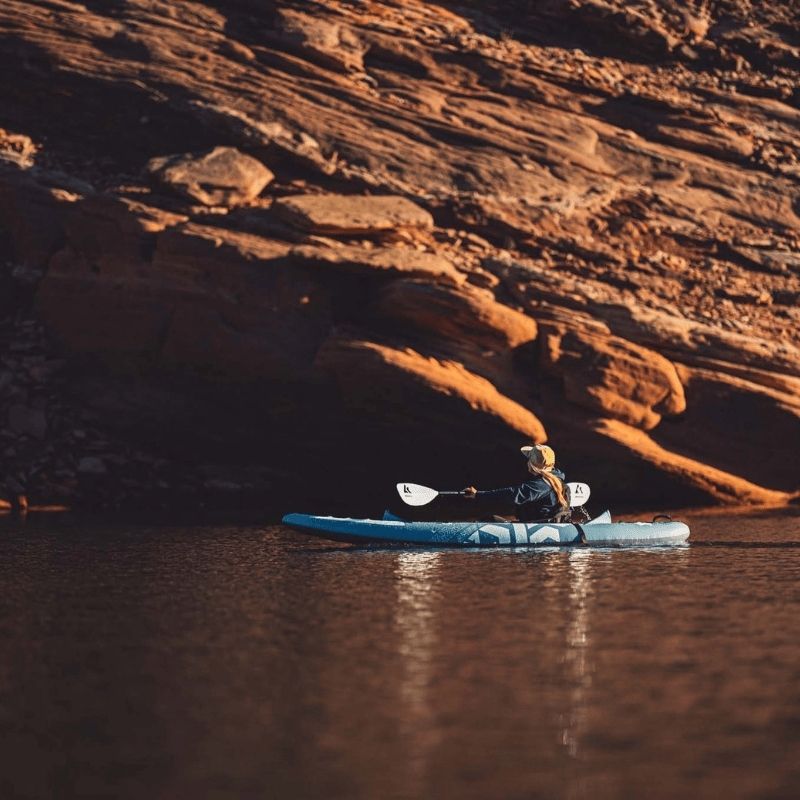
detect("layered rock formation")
(0, 0), (799, 513)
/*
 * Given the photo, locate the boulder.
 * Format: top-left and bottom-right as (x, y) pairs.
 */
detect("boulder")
(274, 194), (433, 235)
(146, 147), (274, 207)
(0, 129), (37, 168)
(539, 324), (686, 430)
(372, 279), (538, 352)
(186, 102), (337, 177)
(277, 9), (365, 73)
(290, 244), (461, 283)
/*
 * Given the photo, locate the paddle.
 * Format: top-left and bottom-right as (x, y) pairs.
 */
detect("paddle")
(566, 482), (591, 507)
(396, 483), (465, 507)
(396, 482), (591, 507)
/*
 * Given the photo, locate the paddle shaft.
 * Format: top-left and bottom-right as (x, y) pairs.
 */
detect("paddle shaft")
(398, 481), (590, 508)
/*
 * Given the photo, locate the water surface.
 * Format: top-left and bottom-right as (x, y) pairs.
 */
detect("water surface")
(1, 509), (799, 799)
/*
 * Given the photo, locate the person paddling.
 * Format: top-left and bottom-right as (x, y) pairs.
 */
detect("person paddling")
(463, 444), (571, 522)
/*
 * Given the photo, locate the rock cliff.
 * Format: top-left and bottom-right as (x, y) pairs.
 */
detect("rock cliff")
(1, 0), (798, 513)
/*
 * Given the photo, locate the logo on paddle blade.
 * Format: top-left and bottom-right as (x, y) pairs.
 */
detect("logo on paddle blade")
(403, 485), (410, 494)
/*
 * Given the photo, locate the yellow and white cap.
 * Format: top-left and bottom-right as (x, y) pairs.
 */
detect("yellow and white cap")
(520, 444), (556, 470)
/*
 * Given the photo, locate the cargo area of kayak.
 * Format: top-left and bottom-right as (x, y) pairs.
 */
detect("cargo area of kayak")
(281, 511), (691, 547)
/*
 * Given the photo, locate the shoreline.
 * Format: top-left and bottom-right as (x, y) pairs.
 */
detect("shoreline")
(2, 498), (798, 529)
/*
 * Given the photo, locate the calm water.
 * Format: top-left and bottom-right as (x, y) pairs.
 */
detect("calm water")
(1, 509), (800, 799)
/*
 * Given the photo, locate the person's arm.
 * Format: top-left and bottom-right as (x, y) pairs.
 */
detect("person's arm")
(462, 485), (516, 502)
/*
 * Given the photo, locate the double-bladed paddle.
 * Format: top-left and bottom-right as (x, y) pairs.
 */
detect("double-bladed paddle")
(396, 482), (591, 507)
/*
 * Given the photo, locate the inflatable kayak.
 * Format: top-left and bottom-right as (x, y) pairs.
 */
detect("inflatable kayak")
(281, 510), (690, 547)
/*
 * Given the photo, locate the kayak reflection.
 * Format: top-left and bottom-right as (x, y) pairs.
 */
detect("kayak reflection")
(562, 549), (594, 758)
(394, 551), (441, 795)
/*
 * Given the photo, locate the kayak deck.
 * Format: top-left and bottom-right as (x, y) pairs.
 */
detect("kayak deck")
(281, 512), (690, 547)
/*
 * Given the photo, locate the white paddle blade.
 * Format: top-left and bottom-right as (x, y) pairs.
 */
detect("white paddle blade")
(566, 482), (591, 507)
(396, 483), (439, 507)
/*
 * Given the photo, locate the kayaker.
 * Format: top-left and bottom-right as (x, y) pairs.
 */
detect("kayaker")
(463, 444), (571, 522)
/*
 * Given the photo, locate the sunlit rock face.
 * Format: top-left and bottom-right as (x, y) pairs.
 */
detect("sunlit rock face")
(0, 0), (799, 511)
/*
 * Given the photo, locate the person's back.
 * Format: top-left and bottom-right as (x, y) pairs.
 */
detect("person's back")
(464, 444), (570, 522)
(504, 466), (568, 521)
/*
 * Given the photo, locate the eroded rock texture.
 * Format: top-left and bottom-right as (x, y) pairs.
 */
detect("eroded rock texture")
(0, 0), (799, 512)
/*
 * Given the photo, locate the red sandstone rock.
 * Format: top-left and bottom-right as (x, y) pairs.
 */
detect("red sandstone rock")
(53, 194), (188, 279)
(275, 195), (434, 235)
(152, 221), (290, 290)
(37, 275), (174, 355)
(0, 165), (81, 270)
(290, 244), (461, 283)
(0, 129), (37, 168)
(652, 363), (800, 493)
(539, 324), (686, 430)
(277, 9), (365, 74)
(146, 147), (274, 207)
(591, 418), (791, 506)
(314, 334), (548, 443)
(1, 0), (799, 510)
(372, 280), (538, 352)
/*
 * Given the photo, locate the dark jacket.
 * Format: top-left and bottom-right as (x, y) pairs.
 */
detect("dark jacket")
(476, 468), (568, 522)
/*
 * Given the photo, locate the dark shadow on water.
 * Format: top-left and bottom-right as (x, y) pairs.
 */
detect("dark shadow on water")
(288, 540), (691, 555)
(691, 541), (800, 549)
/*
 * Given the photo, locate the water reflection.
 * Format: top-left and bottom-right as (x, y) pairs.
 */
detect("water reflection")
(562, 549), (594, 759)
(394, 551), (441, 795)
(2, 513), (800, 799)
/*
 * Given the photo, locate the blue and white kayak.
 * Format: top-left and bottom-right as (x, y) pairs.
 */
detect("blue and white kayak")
(281, 510), (690, 547)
